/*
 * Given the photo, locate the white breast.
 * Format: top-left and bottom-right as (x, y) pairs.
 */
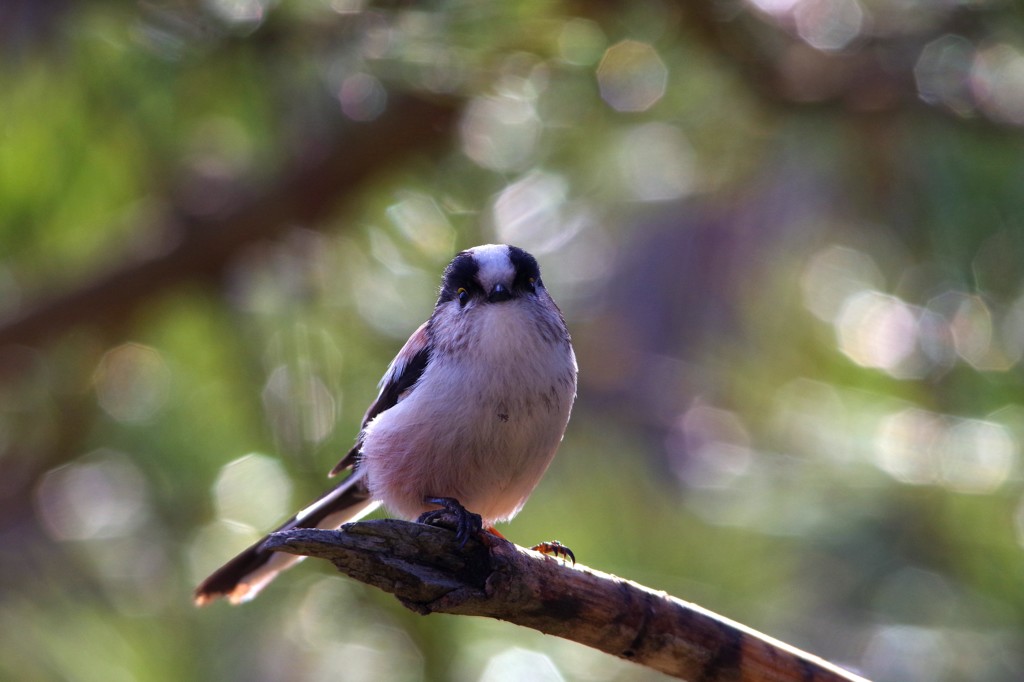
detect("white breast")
(359, 299), (576, 524)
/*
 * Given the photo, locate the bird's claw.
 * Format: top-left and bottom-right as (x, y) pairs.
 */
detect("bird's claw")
(418, 496), (482, 548)
(531, 540), (575, 565)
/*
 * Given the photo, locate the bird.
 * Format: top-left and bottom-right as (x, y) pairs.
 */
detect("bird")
(195, 244), (577, 605)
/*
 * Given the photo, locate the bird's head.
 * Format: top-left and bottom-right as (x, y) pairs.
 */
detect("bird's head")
(436, 244), (543, 309)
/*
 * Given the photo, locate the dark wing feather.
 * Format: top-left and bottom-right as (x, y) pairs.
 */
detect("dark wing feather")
(329, 321), (431, 476)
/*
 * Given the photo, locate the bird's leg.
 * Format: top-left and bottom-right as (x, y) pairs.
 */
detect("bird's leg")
(418, 496), (483, 548)
(530, 540), (576, 565)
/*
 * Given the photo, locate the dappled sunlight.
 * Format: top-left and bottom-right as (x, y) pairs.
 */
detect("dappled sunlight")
(262, 365), (338, 449)
(804, 243), (1024, 377)
(284, 579), (426, 681)
(936, 418), (1017, 494)
(260, 322), (347, 455)
(835, 290), (918, 375)
(666, 404), (753, 490)
(748, 0), (801, 16)
(801, 245), (884, 324)
(875, 409), (1017, 493)
(290, 578), (364, 648)
(793, 0), (866, 52)
(354, 233), (440, 335)
(924, 289), (1021, 372)
(914, 26), (1024, 130)
(596, 40), (667, 113)
(862, 625), (951, 682)
(338, 73), (387, 122)
(771, 378), (853, 462)
(874, 408), (945, 486)
(93, 343), (172, 424)
(33, 450), (172, 615)
(748, 0), (867, 52)
(616, 123), (697, 202)
(212, 453), (293, 529)
(205, 0), (268, 32)
(972, 43), (1024, 127)
(479, 648), (564, 682)
(328, 0), (366, 14)
(492, 171), (573, 253)
(931, 291), (1012, 372)
(385, 192), (455, 259)
(915, 35), (975, 118)
(302, 626), (425, 682)
(460, 94), (542, 172)
(35, 449), (150, 542)
(680, 456), (830, 536)
(556, 19), (606, 67)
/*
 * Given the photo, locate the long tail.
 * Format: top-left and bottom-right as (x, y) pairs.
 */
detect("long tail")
(194, 472), (379, 605)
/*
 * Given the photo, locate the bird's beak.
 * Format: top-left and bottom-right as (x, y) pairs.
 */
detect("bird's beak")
(488, 283), (513, 303)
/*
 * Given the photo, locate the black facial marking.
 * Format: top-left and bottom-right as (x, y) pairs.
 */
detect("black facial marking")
(437, 251), (483, 305)
(507, 245), (542, 294)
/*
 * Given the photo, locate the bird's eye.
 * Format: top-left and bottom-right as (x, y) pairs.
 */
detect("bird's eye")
(457, 287), (469, 306)
(526, 277), (537, 293)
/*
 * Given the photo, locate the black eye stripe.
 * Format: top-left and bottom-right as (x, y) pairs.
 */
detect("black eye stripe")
(437, 251), (480, 305)
(507, 245), (541, 291)
(444, 252), (479, 287)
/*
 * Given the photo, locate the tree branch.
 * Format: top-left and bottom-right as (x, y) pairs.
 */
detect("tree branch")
(0, 95), (458, 351)
(263, 521), (870, 682)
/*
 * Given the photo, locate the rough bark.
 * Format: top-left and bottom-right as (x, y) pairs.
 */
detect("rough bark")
(263, 520), (870, 682)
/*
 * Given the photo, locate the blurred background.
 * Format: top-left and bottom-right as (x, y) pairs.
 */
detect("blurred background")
(2, 1), (1023, 680)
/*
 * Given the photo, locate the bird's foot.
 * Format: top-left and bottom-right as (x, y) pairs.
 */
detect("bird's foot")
(418, 496), (482, 548)
(530, 540), (576, 565)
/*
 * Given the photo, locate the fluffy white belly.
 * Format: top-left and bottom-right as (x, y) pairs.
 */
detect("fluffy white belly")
(360, 342), (575, 524)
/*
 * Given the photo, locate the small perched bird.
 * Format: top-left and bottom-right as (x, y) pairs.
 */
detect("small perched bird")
(195, 244), (577, 604)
